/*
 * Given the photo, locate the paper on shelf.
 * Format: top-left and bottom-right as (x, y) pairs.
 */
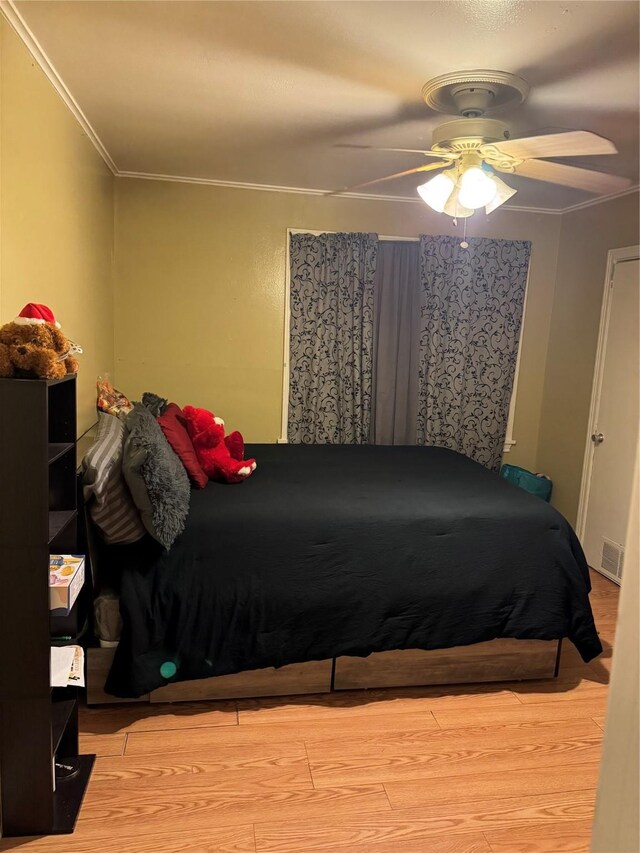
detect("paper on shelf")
(50, 646), (74, 686)
(69, 645), (85, 687)
(50, 645), (85, 687)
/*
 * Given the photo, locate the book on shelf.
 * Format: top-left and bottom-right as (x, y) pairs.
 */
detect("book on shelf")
(49, 555), (85, 615)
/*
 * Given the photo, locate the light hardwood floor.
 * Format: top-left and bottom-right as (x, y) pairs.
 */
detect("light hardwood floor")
(0, 570), (618, 853)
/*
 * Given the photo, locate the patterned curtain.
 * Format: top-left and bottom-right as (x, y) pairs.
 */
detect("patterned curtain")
(417, 235), (531, 470)
(288, 232), (377, 443)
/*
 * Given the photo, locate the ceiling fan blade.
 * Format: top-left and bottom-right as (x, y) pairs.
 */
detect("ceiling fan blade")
(336, 144), (459, 159)
(509, 159), (632, 194)
(326, 161), (450, 196)
(480, 130), (618, 160)
(485, 176), (517, 215)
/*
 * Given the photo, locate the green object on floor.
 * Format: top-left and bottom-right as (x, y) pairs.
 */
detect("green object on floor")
(160, 660), (177, 679)
(500, 464), (553, 502)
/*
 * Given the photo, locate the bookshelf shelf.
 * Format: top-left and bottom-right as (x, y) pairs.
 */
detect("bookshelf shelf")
(48, 509), (78, 545)
(48, 442), (75, 465)
(52, 755), (95, 834)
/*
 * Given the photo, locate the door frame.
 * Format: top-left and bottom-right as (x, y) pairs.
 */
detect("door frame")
(576, 244), (640, 580)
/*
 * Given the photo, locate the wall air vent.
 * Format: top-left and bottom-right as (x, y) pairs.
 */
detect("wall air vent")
(601, 537), (625, 578)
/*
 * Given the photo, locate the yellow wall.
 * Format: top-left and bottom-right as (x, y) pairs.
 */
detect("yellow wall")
(0, 17), (114, 434)
(114, 177), (561, 468)
(537, 191), (640, 524)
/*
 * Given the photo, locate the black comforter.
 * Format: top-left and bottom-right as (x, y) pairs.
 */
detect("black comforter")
(105, 445), (601, 697)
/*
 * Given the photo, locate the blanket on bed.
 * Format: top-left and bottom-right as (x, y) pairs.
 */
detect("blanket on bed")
(105, 445), (601, 697)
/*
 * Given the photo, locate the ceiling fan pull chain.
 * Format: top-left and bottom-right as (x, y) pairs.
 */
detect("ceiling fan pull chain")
(460, 217), (469, 249)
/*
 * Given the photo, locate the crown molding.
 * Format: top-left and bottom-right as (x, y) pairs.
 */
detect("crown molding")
(116, 170), (431, 205)
(115, 170), (640, 214)
(0, 0), (118, 174)
(559, 184), (639, 214)
(3, 0), (637, 217)
(117, 169), (569, 214)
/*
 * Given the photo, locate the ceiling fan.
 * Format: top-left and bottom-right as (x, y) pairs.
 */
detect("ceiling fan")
(331, 70), (632, 217)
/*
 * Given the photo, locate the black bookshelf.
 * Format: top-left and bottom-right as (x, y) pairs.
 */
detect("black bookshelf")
(0, 375), (95, 837)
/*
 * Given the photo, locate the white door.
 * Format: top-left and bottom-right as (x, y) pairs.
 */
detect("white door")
(581, 256), (639, 583)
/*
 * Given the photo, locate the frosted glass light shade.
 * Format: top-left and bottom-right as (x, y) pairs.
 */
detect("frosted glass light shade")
(485, 175), (517, 213)
(457, 166), (498, 209)
(443, 187), (474, 219)
(417, 172), (455, 212)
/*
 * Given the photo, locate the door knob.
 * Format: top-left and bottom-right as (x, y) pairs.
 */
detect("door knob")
(591, 432), (605, 445)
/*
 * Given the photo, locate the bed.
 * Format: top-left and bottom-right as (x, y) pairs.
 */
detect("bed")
(87, 444), (601, 703)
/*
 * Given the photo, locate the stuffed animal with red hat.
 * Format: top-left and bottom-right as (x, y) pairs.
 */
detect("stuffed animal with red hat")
(0, 303), (82, 380)
(182, 405), (257, 484)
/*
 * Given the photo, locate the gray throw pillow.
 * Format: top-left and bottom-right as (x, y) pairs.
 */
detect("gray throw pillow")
(123, 404), (190, 549)
(141, 391), (169, 417)
(82, 413), (146, 545)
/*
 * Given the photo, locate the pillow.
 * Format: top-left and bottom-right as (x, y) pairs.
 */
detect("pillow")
(97, 375), (132, 418)
(158, 403), (208, 489)
(82, 413), (146, 545)
(141, 391), (169, 417)
(123, 404), (190, 549)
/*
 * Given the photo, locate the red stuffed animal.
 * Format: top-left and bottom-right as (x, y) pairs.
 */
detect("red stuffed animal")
(182, 406), (256, 484)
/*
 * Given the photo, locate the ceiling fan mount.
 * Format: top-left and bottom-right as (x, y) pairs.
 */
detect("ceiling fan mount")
(421, 70), (530, 118)
(431, 118), (510, 152)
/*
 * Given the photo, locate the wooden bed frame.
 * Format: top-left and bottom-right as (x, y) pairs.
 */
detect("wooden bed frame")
(86, 638), (562, 705)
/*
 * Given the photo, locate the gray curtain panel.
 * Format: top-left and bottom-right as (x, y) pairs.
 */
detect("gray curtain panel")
(288, 232), (377, 443)
(371, 240), (421, 445)
(417, 235), (531, 470)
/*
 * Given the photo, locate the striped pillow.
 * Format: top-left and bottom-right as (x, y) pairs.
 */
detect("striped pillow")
(82, 412), (146, 544)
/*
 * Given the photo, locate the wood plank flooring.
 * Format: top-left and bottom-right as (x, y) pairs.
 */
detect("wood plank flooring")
(0, 569), (618, 853)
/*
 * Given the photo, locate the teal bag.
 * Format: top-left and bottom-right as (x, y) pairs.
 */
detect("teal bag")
(500, 464), (553, 502)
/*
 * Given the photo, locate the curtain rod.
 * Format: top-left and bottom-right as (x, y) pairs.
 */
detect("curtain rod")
(288, 228), (419, 242)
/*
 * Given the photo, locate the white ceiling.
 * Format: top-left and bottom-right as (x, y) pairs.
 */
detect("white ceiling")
(11, 0), (640, 211)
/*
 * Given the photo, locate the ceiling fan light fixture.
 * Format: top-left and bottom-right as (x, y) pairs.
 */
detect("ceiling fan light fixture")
(417, 172), (456, 212)
(457, 165), (498, 209)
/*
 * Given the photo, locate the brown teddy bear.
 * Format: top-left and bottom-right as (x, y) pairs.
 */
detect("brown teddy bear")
(0, 303), (82, 380)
